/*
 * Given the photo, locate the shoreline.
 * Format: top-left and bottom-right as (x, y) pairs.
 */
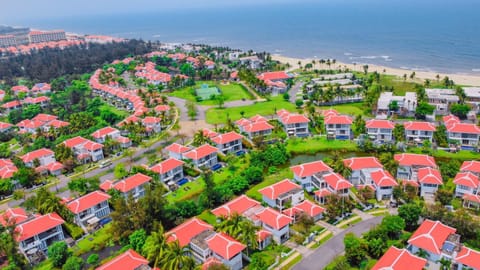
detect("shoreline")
(272, 54), (480, 87)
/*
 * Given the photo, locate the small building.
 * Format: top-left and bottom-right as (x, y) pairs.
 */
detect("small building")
(258, 179), (304, 210)
(282, 200), (325, 222)
(453, 172), (479, 198)
(370, 169), (398, 201)
(16, 213), (65, 256)
(166, 217), (214, 248)
(372, 246), (427, 270)
(20, 148), (63, 176)
(425, 88), (459, 115)
(323, 110), (352, 140)
(63, 136), (104, 163)
(96, 249), (151, 270)
(394, 153), (437, 180)
(236, 118), (274, 139)
(463, 87), (480, 112)
(255, 207), (292, 243)
(276, 109), (310, 137)
(444, 115), (480, 150)
(290, 160), (333, 191)
(183, 144), (218, 169)
(365, 119), (395, 143)
(460, 160), (480, 176)
(376, 92), (417, 117)
(407, 219), (459, 262)
(343, 157), (383, 186)
(66, 191), (111, 231)
(206, 233), (246, 270)
(165, 143), (191, 160)
(404, 121), (436, 143)
(100, 173), (152, 200)
(211, 195), (261, 218)
(150, 158), (185, 185)
(211, 131), (243, 155)
(142, 116), (162, 134)
(0, 158), (18, 179)
(417, 167), (443, 197)
(454, 246), (480, 270)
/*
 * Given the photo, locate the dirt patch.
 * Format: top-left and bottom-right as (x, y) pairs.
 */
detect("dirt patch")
(173, 120), (214, 138)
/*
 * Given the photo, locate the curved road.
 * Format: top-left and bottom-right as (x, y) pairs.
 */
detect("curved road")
(293, 216), (383, 270)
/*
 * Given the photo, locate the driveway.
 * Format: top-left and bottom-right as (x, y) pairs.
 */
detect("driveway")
(292, 216), (383, 270)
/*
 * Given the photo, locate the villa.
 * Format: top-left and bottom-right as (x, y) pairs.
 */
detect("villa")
(417, 167), (443, 197)
(290, 160), (333, 191)
(0, 121), (13, 132)
(460, 160), (480, 175)
(100, 173), (152, 200)
(0, 158), (18, 179)
(257, 71), (291, 94)
(365, 119), (395, 143)
(314, 173), (353, 204)
(343, 157), (383, 186)
(255, 207), (292, 243)
(96, 249), (151, 270)
(66, 191), (111, 231)
(91, 126), (131, 148)
(282, 200), (325, 222)
(211, 195), (261, 218)
(394, 153), (437, 180)
(370, 169), (398, 201)
(258, 179), (304, 210)
(205, 233), (245, 270)
(236, 116), (274, 139)
(323, 110), (352, 140)
(454, 246), (480, 270)
(210, 131), (244, 155)
(0, 208), (28, 227)
(165, 143), (191, 160)
(453, 172), (479, 200)
(403, 121), (436, 143)
(183, 144), (218, 169)
(426, 88), (459, 115)
(63, 136), (104, 163)
(376, 92), (417, 117)
(372, 246), (427, 270)
(444, 115), (480, 149)
(142, 116), (162, 133)
(150, 158), (185, 185)
(276, 109), (310, 137)
(20, 148), (63, 175)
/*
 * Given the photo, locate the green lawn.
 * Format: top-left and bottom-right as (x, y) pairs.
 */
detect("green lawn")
(73, 224), (112, 256)
(318, 102), (370, 116)
(246, 167), (293, 201)
(286, 136), (358, 155)
(280, 253), (303, 270)
(205, 96), (296, 124)
(407, 148), (480, 161)
(355, 72), (419, 96)
(198, 210), (218, 225)
(168, 81), (253, 105)
(99, 104), (129, 119)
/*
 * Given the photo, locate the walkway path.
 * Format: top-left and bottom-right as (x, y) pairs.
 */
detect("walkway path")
(288, 81), (304, 103)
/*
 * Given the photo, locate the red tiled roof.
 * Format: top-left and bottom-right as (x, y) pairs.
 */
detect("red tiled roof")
(443, 115), (460, 126)
(366, 119), (395, 129)
(401, 179), (420, 188)
(45, 119), (69, 129)
(256, 229), (272, 242)
(453, 172), (479, 189)
(83, 140), (104, 151)
(324, 114), (352, 125)
(63, 136), (88, 148)
(116, 136), (130, 144)
(371, 169), (398, 187)
(206, 232), (246, 260)
(343, 157), (383, 170)
(183, 144), (217, 160)
(250, 114), (268, 123)
(166, 218), (213, 247)
(203, 128), (219, 139)
(242, 121), (274, 133)
(0, 159), (18, 179)
(99, 180), (114, 191)
(111, 173), (152, 193)
(322, 109), (338, 118)
(92, 126), (119, 139)
(323, 173), (353, 190)
(290, 160), (332, 177)
(446, 122), (480, 134)
(314, 188), (332, 198)
(455, 246), (480, 270)
(1, 100), (21, 109)
(0, 121), (13, 129)
(23, 96), (50, 104)
(96, 249), (148, 270)
(255, 207), (292, 230)
(32, 113), (57, 122)
(20, 148), (54, 163)
(142, 116), (161, 125)
(463, 193), (480, 204)
(257, 71), (291, 81)
(0, 208), (28, 226)
(211, 195), (261, 217)
(283, 200), (325, 218)
(46, 161), (63, 172)
(211, 131), (243, 145)
(165, 143), (190, 154)
(150, 158), (184, 174)
(417, 167), (443, 185)
(403, 121), (436, 131)
(407, 219), (456, 255)
(66, 191), (111, 214)
(460, 160), (480, 174)
(394, 153), (437, 168)
(230, 71), (238, 79)
(16, 213), (65, 242)
(202, 258), (223, 270)
(154, 104), (170, 112)
(258, 179), (302, 200)
(372, 246), (427, 270)
(280, 112), (310, 124)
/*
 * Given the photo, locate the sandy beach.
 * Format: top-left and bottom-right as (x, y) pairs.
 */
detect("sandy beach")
(272, 55), (480, 87)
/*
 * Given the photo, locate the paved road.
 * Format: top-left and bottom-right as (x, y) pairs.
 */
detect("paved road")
(289, 81), (304, 103)
(293, 216), (383, 270)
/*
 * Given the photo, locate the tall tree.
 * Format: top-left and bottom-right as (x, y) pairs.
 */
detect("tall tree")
(159, 241), (196, 270)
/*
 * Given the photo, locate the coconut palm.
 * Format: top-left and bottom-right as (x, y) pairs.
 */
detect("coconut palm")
(437, 257), (451, 270)
(160, 241), (196, 270)
(216, 213), (244, 236)
(143, 227), (167, 268)
(415, 248), (429, 259)
(237, 220), (259, 256)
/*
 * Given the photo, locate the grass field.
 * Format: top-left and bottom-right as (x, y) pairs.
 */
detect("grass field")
(168, 81), (253, 105)
(355, 72), (420, 96)
(74, 224), (112, 256)
(318, 102), (370, 116)
(205, 96), (296, 124)
(286, 136), (358, 154)
(99, 104), (129, 119)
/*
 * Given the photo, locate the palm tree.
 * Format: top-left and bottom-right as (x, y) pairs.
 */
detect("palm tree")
(143, 228), (166, 268)
(415, 248), (429, 259)
(216, 213), (244, 236)
(237, 220), (259, 256)
(437, 257), (451, 270)
(160, 241), (195, 270)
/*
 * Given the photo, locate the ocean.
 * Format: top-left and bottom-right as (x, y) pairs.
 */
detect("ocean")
(11, 0), (480, 74)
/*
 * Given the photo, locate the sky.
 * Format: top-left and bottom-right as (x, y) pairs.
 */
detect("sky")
(1, 0), (302, 24)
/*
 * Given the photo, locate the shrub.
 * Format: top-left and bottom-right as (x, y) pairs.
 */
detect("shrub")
(48, 241), (71, 267)
(64, 222), (84, 240)
(87, 254), (99, 266)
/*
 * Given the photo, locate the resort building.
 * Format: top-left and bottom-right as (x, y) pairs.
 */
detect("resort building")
(63, 136), (104, 163)
(323, 110), (352, 140)
(407, 220), (459, 262)
(28, 30), (66, 43)
(314, 173), (353, 204)
(20, 148), (63, 176)
(370, 169), (398, 201)
(290, 160), (333, 192)
(417, 167), (443, 197)
(453, 172), (479, 199)
(16, 213), (66, 257)
(100, 173), (152, 200)
(282, 200), (325, 222)
(66, 191), (111, 231)
(211, 195), (262, 218)
(0, 159), (18, 179)
(236, 116), (274, 139)
(394, 153), (437, 180)
(0, 208), (28, 227)
(460, 160), (480, 176)
(165, 143), (191, 160)
(183, 144), (218, 169)
(376, 92), (417, 118)
(255, 207), (292, 243)
(426, 88), (459, 115)
(257, 71), (291, 94)
(403, 121), (436, 143)
(150, 158), (185, 186)
(205, 233), (245, 270)
(0, 121), (13, 133)
(210, 131), (244, 155)
(96, 249), (151, 270)
(365, 119), (395, 143)
(276, 109), (310, 137)
(454, 246), (480, 270)
(258, 179), (304, 210)
(463, 87), (480, 112)
(91, 126), (131, 148)
(443, 115), (480, 150)
(343, 157), (383, 186)
(372, 246), (427, 270)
